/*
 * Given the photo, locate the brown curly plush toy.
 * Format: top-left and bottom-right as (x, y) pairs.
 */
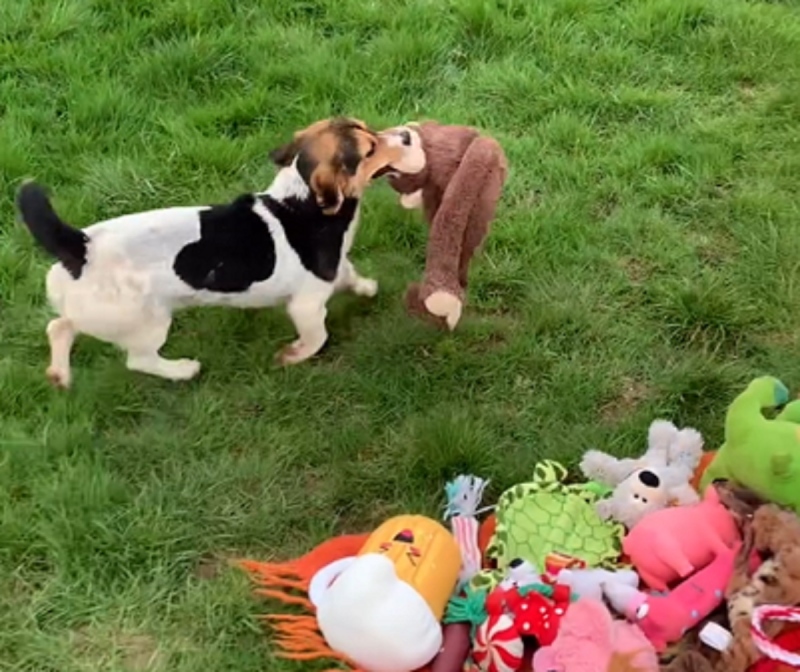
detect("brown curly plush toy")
(378, 121), (508, 330)
(660, 651), (716, 672)
(720, 504), (800, 672)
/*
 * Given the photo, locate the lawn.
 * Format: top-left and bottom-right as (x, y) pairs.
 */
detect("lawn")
(2, 0), (800, 669)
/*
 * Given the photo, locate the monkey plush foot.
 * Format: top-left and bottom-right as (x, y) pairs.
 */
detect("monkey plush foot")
(405, 283), (447, 330)
(405, 283), (464, 331)
(424, 291), (463, 331)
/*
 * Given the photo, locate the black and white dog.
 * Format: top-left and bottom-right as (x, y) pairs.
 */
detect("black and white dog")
(16, 118), (407, 388)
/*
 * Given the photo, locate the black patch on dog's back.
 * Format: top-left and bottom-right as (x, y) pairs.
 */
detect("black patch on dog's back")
(173, 194), (276, 293)
(260, 194), (358, 282)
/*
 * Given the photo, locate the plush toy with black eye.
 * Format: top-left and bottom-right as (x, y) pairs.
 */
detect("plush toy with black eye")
(579, 420), (704, 529)
(379, 121), (508, 330)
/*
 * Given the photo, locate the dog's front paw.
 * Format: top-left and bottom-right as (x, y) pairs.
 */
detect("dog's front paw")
(276, 342), (315, 366)
(167, 358), (202, 380)
(352, 276), (378, 298)
(46, 366), (71, 390)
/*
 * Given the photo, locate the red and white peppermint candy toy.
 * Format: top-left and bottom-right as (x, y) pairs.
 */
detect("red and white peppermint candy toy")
(751, 605), (800, 667)
(472, 613), (524, 672)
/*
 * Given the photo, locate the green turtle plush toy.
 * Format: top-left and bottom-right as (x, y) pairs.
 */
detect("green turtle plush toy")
(700, 376), (800, 513)
(470, 460), (625, 592)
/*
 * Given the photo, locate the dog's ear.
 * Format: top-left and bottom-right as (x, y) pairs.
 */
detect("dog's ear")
(310, 165), (344, 215)
(270, 119), (333, 167)
(269, 140), (300, 167)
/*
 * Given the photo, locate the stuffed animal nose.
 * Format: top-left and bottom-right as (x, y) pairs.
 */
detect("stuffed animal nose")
(638, 470), (660, 488)
(509, 558), (524, 569)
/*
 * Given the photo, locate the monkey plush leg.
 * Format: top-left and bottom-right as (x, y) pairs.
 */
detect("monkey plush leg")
(458, 155), (505, 289)
(420, 136), (507, 329)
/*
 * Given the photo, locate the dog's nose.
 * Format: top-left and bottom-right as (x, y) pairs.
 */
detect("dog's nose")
(509, 558), (524, 569)
(638, 470), (660, 488)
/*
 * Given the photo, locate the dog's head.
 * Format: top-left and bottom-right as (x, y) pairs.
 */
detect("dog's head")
(269, 117), (404, 214)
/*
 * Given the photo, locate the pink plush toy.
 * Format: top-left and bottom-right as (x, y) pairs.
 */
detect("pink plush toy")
(531, 599), (659, 672)
(605, 542), (741, 652)
(623, 485), (739, 591)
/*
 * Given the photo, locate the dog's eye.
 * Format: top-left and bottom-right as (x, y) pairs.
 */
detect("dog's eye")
(400, 130), (411, 146)
(366, 143), (376, 158)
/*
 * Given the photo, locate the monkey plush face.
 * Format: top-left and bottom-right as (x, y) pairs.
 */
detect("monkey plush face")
(378, 124), (427, 175)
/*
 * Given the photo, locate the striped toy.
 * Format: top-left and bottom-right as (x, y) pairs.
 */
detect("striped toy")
(444, 474), (493, 588)
(752, 605), (800, 667)
(473, 613), (524, 672)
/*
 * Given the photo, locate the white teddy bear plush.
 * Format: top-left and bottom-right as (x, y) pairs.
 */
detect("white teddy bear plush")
(579, 420), (704, 529)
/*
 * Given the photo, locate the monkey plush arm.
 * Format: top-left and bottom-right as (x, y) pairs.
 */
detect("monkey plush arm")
(416, 135), (506, 330)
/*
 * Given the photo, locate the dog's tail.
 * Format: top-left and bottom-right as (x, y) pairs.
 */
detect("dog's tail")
(16, 181), (90, 279)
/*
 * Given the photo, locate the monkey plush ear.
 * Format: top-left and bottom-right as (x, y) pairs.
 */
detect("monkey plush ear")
(269, 140), (300, 167)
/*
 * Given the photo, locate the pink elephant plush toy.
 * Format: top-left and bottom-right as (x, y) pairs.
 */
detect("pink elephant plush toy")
(531, 598), (659, 672)
(623, 485), (740, 591)
(604, 542), (741, 652)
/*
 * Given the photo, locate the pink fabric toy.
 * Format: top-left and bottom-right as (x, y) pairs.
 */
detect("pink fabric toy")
(622, 485), (739, 591)
(605, 541), (741, 652)
(531, 598), (658, 672)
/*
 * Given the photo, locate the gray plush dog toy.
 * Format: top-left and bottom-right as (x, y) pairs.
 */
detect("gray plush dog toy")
(580, 420), (704, 529)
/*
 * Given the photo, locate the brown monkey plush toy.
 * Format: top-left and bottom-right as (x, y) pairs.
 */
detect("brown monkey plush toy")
(379, 121), (508, 330)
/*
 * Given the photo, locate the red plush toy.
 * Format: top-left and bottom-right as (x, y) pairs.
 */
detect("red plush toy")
(473, 582), (573, 672)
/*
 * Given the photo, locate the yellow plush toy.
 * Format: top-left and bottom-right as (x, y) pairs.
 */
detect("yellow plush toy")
(311, 515), (462, 672)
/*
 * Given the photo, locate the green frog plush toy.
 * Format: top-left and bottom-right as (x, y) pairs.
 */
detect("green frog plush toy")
(700, 376), (800, 513)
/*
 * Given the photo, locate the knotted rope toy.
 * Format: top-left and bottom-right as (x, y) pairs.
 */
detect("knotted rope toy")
(444, 474), (493, 589)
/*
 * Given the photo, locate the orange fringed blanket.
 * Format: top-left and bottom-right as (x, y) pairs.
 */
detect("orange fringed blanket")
(238, 534), (436, 672)
(238, 513), (505, 672)
(238, 534), (368, 671)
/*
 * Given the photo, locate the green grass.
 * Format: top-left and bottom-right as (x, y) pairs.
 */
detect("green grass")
(2, 0), (800, 669)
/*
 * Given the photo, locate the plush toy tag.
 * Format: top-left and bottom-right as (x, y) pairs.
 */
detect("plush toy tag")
(699, 622), (732, 652)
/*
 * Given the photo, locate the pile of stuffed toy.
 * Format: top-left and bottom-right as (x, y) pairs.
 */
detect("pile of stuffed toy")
(255, 375), (800, 672)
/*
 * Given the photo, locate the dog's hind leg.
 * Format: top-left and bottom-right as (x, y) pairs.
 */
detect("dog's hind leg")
(120, 311), (201, 381)
(46, 317), (76, 389)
